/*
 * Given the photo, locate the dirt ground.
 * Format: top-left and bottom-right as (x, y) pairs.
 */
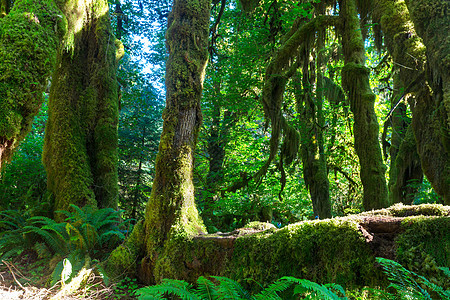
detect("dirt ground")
(0, 250), (115, 299)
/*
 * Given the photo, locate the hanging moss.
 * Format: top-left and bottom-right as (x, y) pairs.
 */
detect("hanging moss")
(340, 0), (388, 210)
(403, 0), (450, 204)
(43, 0), (121, 217)
(0, 0), (64, 167)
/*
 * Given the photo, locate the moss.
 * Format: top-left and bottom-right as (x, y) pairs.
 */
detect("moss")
(105, 221), (145, 278)
(149, 205), (448, 291)
(243, 221), (276, 231)
(228, 218), (381, 291)
(152, 216), (384, 291)
(0, 0), (63, 166)
(340, 0), (389, 210)
(360, 203), (450, 217)
(43, 0), (120, 215)
(140, 0), (210, 284)
(396, 216), (450, 286)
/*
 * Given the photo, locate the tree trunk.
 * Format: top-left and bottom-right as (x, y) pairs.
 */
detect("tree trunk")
(203, 101), (230, 227)
(139, 0), (210, 284)
(43, 0), (122, 218)
(373, 0), (449, 204)
(0, 0), (62, 169)
(339, 0), (389, 210)
(296, 34), (331, 219)
(388, 76), (423, 204)
(403, 0), (450, 204)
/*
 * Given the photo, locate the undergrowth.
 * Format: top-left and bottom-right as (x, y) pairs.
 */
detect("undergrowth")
(135, 258), (450, 300)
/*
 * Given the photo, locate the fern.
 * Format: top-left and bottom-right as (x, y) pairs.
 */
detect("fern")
(137, 275), (346, 300)
(377, 257), (450, 300)
(293, 279), (343, 300)
(211, 276), (251, 300)
(137, 278), (201, 300)
(252, 276), (294, 300)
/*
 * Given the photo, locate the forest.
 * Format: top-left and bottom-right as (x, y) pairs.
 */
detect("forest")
(0, 0), (449, 299)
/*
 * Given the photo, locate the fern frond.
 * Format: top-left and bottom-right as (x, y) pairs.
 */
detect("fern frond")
(81, 223), (100, 250)
(211, 276), (250, 300)
(293, 278), (342, 300)
(99, 230), (125, 245)
(196, 276), (220, 299)
(23, 226), (68, 255)
(252, 276), (296, 300)
(324, 283), (347, 297)
(69, 204), (87, 222)
(376, 257), (449, 300)
(137, 279), (201, 300)
(65, 223), (87, 252)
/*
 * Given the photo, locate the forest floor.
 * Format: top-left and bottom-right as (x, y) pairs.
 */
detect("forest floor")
(0, 250), (129, 300)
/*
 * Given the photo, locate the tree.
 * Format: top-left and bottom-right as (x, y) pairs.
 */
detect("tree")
(138, 0), (211, 284)
(42, 0), (123, 217)
(339, 0), (389, 210)
(0, 0), (62, 169)
(403, 0), (449, 204)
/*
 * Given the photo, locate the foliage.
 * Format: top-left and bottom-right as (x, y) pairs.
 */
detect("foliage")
(0, 99), (48, 213)
(136, 275), (347, 300)
(135, 257), (450, 300)
(0, 205), (128, 263)
(377, 257), (450, 300)
(112, 276), (140, 299)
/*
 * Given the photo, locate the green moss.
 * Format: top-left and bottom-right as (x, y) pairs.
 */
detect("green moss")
(105, 221), (145, 278)
(361, 203), (450, 217)
(140, 0), (210, 284)
(340, 0), (389, 210)
(243, 221), (276, 231)
(0, 0), (63, 165)
(228, 218), (380, 291)
(146, 205), (449, 291)
(43, 0), (120, 214)
(396, 216), (450, 286)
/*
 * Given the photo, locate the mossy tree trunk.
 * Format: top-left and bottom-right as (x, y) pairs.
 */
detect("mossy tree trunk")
(43, 0), (122, 218)
(339, 0), (389, 210)
(387, 76), (423, 204)
(403, 0), (450, 204)
(296, 31), (331, 219)
(203, 92), (232, 228)
(0, 0), (63, 169)
(139, 0), (210, 284)
(374, 0), (449, 204)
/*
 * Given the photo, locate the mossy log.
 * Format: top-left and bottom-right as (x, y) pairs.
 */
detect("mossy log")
(134, 204), (449, 290)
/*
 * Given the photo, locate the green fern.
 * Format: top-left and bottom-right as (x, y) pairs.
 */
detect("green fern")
(377, 257), (450, 300)
(137, 278), (201, 300)
(0, 210), (32, 259)
(136, 275), (347, 300)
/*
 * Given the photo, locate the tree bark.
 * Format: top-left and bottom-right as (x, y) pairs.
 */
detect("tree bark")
(403, 0), (450, 204)
(388, 76), (423, 204)
(296, 32), (331, 219)
(43, 0), (122, 218)
(0, 0), (62, 169)
(139, 0), (210, 284)
(339, 0), (389, 210)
